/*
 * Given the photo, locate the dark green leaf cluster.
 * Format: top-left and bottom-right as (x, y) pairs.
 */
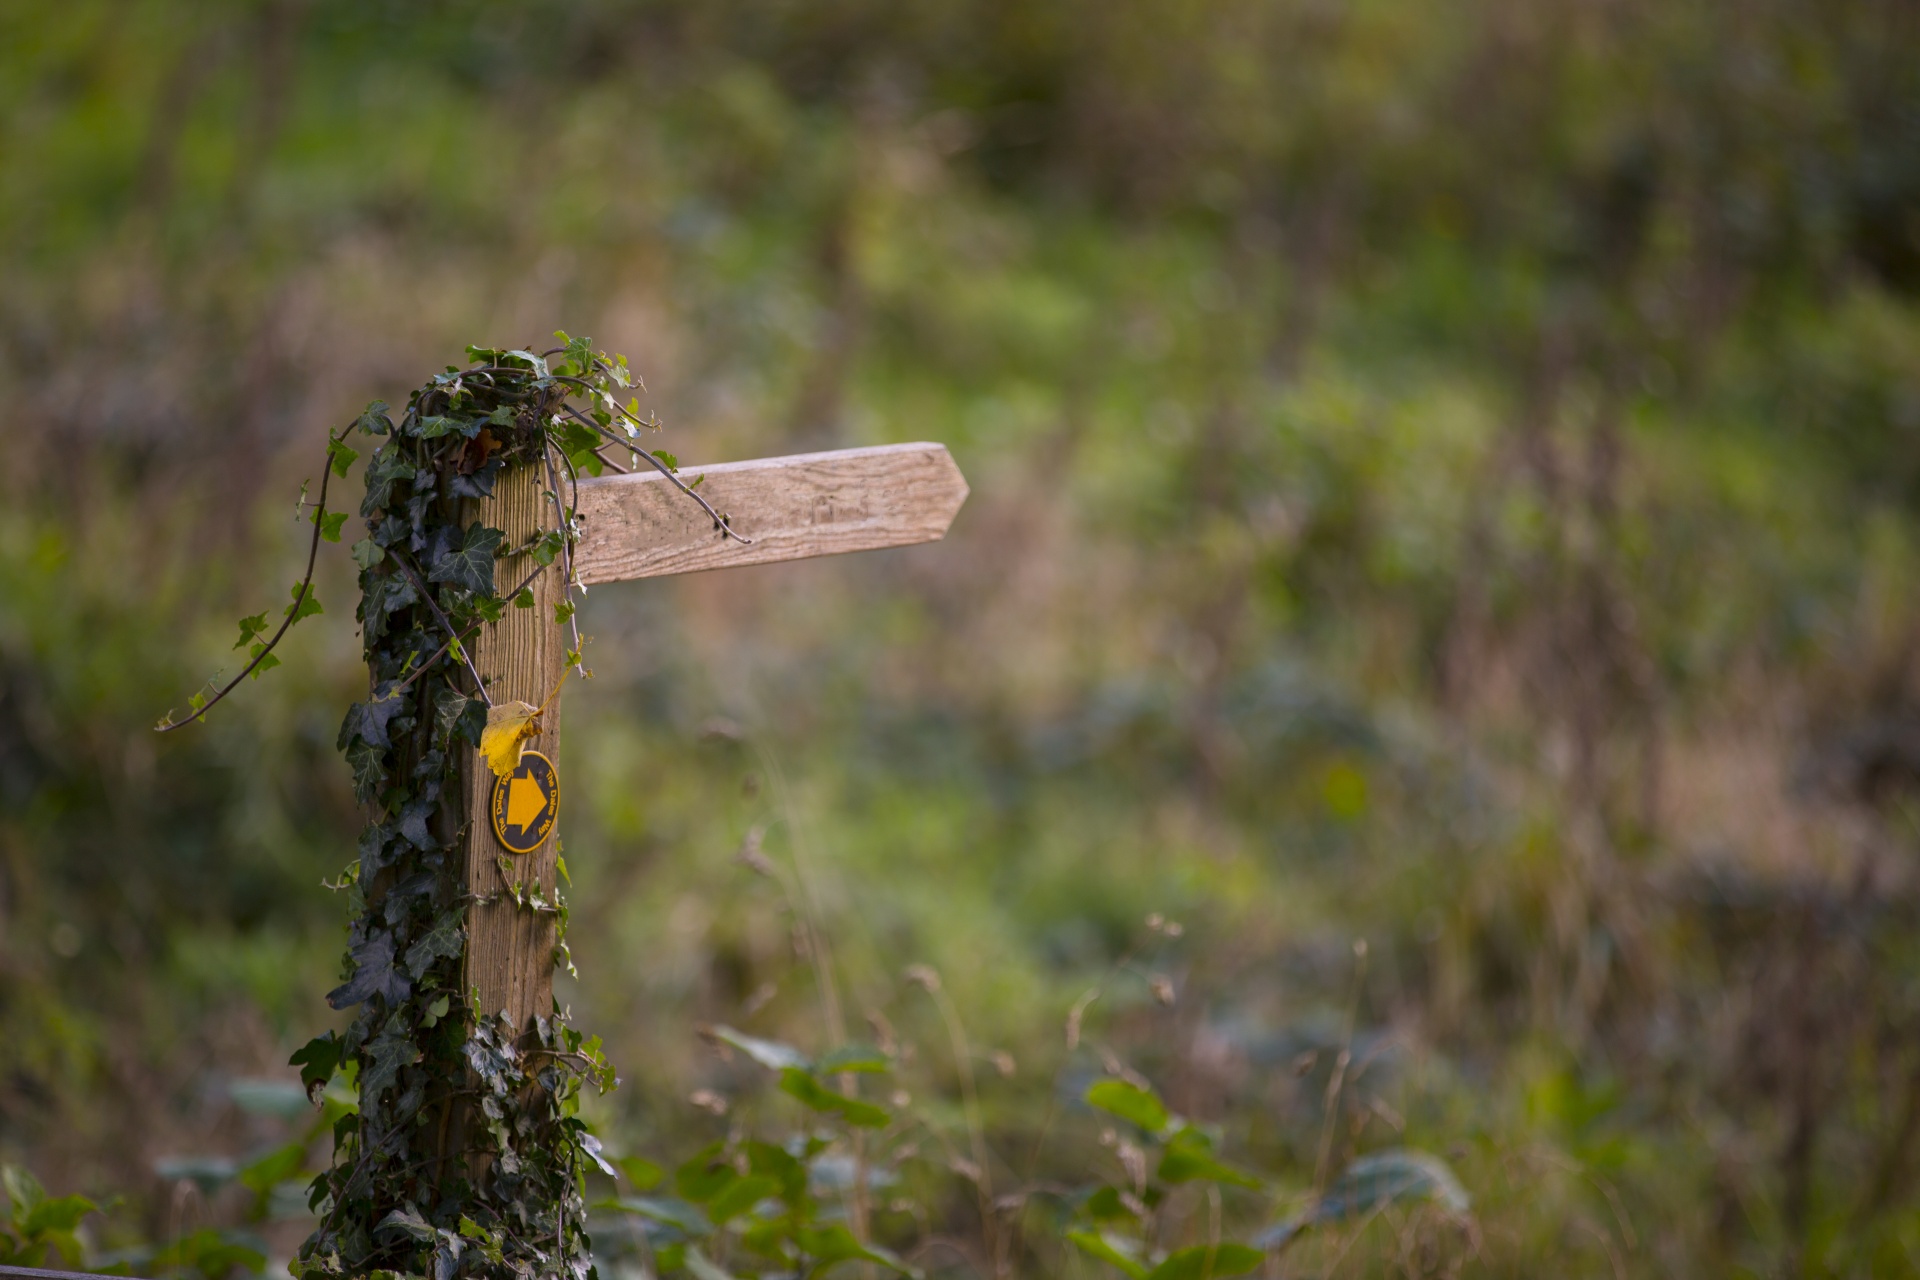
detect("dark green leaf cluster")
(1066, 1075), (1467, 1277)
(293, 340), (645, 1280)
(600, 1028), (918, 1280)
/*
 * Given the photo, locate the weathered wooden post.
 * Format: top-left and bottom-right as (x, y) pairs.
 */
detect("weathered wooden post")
(460, 465), (570, 1033)
(242, 342), (968, 1280)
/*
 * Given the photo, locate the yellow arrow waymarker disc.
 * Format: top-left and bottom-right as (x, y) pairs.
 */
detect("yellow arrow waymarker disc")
(491, 750), (559, 855)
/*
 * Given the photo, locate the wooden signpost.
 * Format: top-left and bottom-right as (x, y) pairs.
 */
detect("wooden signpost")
(462, 441), (968, 1030)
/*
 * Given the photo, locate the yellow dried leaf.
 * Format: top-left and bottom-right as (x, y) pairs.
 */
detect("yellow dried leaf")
(480, 700), (541, 778)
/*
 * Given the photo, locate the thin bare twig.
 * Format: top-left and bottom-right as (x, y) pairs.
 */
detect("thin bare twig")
(158, 458), (334, 732)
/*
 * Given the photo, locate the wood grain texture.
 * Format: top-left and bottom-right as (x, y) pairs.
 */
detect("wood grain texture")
(460, 465), (567, 1030)
(573, 442), (969, 585)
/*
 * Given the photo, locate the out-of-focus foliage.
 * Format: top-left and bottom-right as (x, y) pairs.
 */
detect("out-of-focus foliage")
(2, 0), (1920, 1275)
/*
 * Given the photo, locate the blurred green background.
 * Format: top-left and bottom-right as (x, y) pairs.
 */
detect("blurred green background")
(4, 0), (1920, 1274)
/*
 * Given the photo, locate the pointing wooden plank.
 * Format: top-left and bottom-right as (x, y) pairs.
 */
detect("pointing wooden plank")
(573, 441), (969, 586)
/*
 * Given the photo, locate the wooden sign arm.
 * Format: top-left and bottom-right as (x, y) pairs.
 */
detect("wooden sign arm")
(572, 442), (969, 585)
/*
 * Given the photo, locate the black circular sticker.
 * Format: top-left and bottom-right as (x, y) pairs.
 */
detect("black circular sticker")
(491, 750), (559, 855)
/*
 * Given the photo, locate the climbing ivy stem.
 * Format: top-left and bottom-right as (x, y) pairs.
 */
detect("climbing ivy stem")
(387, 560), (551, 699)
(540, 442), (585, 663)
(389, 550), (494, 706)
(157, 456), (334, 733)
(558, 404), (752, 544)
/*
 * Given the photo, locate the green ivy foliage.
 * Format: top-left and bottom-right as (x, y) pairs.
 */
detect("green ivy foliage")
(290, 336), (689, 1280)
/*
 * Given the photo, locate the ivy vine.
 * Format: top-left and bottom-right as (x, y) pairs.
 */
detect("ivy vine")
(164, 335), (742, 1279)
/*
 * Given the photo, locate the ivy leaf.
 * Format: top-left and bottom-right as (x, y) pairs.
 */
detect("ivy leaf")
(428, 522), (503, 597)
(404, 910), (465, 979)
(290, 1030), (342, 1102)
(360, 566), (418, 641)
(560, 331), (595, 376)
(375, 1208), (436, 1244)
(352, 538), (385, 570)
(353, 400), (394, 437)
(449, 455), (504, 500)
(328, 430), (362, 476)
(556, 416), (602, 461)
(360, 1018), (418, 1101)
(345, 739), (386, 802)
(247, 644), (281, 679)
(317, 510), (349, 543)
(361, 450), (418, 517)
(326, 929), (409, 1009)
(339, 683), (408, 751)
(396, 788), (440, 850)
(285, 582), (324, 623)
(233, 611), (269, 650)
(434, 686), (489, 748)
(417, 415), (477, 440)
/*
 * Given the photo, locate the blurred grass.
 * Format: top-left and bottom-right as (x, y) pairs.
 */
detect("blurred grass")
(3, 0), (1920, 1274)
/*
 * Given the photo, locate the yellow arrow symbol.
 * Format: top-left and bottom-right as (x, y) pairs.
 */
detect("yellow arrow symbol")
(506, 771), (549, 831)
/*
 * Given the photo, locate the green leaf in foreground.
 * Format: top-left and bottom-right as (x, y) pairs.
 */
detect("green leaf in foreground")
(617, 1156), (665, 1192)
(1086, 1079), (1170, 1133)
(285, 581), (324, 623)
(232, 611), (269, 650)
(1145, 1244), (1263, 1280)
(1253, 1149), (1469, 1250)
(608, 1195), (714, 1238)
(779, 1067), (891, 1127)
(1067, 1229), (1149, 1280)
(1157, 1127), (1263, 1189)
(708, 1024), (809, 1070)
(428, 521), (503, 597)
(817, 1043), (891, 1074)
(795, 1223), (918, 1278)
